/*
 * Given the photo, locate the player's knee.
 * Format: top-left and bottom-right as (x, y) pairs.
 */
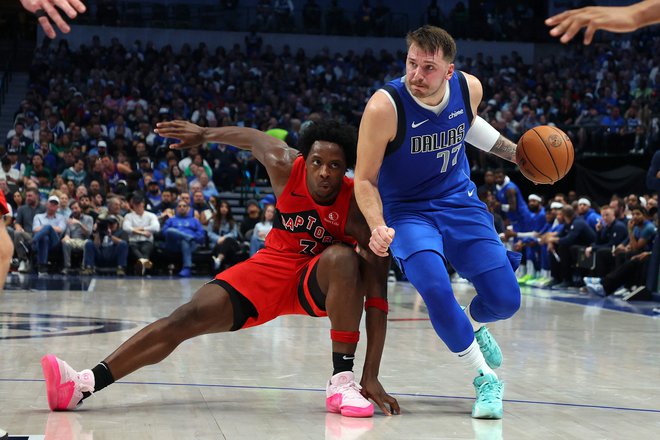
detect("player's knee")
(322, 245), (360, 278)
(495, 291), (520, 319)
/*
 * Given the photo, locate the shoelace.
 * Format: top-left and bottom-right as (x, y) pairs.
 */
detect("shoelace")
(477, 330), (494, 352)
(336, 381), (364, 400)
(476, 380), (502, 404)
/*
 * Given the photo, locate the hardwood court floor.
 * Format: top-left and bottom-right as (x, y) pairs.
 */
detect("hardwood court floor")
(1, 273), (659, 439)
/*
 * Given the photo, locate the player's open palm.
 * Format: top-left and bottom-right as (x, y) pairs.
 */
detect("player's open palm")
(360, 377), (400, 416)
(546, 6), (639, 44)
(155, 120), (205, 150)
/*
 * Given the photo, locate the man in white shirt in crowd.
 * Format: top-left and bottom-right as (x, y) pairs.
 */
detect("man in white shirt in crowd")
(32, 195), (67, 276)
(122, 194), (160, 275)
(61, 200), (94, 274)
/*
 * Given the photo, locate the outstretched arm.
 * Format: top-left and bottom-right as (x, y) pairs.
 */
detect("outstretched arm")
(546, 0), (660, 45)
(345, 195), (400, 416)
(19, 0), (87, 39)
(155, 121), (299, 198)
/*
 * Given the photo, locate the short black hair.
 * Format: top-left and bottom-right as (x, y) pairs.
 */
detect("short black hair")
(298, 120), (357, 169)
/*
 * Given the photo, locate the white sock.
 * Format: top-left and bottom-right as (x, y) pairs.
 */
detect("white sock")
(457, 339), (497, 378)
(526, 260), (535, 277)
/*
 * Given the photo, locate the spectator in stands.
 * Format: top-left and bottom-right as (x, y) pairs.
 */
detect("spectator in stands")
(24, 153), (51, 186)
(196, 172), (218, 201)
(82, 215), (129, 276)
(614, 205), (656, 258)
(610, 196), (627, 222)
(477, 170), (496, 200)
(78, 194), (98, 222)
(601, 106), (626, 134)
(123, 194), (160, 276)
(6, 149), (25, 182)
(61, 200), (93, 274)
(191, 190), (212, 226)
(164, 163), (183, 188)
(240, 199), (262, 239)
(576, 197), (601, 231)
(211, 144), (240, 192)
(207, 200), (241, 271)
(153, 187), (176, 217)
(162, 201), (205, 278)
(99, 197), (124, 229)
(582, 204), (628, 284)
(56, 192), (71, 219)
(145, 181), (162, 207)
(9, 190), (24, 216)
(0, 156), (20, 188)
(13, 188), (44, 273)
(545, 205), (597, 288)
(32, 195), (67, 276)
(249, 203), (274, 256)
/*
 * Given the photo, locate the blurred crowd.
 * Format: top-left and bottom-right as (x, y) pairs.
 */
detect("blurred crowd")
(0, 30), (658, 286)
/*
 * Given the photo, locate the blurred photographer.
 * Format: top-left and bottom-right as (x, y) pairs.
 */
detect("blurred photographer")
(82, 215), (128, 276)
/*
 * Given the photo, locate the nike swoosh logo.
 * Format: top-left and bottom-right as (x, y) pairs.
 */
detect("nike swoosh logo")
(342, 356), (355, 361)
(290, 191), (306, 198)
(411, 119), (429, 128)
(468, 189), (474, 197)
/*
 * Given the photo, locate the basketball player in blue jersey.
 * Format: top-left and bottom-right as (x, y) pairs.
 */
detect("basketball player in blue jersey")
(494, 168), (531, 232)
(355, 25), (522, 419)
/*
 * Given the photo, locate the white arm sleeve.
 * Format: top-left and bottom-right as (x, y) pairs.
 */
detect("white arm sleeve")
(465, 116), (501, 152)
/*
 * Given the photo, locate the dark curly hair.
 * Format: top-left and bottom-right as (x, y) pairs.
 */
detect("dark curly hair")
(298, 120), (357, 169)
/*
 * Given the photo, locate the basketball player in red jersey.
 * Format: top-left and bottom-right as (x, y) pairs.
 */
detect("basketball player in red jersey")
(0, 191), (12, 288)
(0, 194), (6, 432)
(0, 191), (11, 440)
(41, 120), (400, 418)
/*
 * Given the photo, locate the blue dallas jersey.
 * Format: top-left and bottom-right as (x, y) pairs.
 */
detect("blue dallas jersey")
(495, 178), (530, 231)
(378, 72), (473, 213)
(375, 72), (520, 278)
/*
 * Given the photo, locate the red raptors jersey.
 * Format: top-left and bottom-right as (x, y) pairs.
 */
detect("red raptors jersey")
(266, 156), (356, 256)
(0, 191), (8, 216)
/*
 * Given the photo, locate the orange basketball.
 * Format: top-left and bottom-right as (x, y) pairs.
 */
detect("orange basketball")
(516, 125), (574, 185)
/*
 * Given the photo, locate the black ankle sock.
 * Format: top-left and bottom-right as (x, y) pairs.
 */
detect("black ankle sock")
(332, 352), (355, 375)
(82, 361), (115, 400)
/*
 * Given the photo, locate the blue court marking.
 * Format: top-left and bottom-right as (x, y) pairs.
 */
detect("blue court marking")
(519, 286), (660, 317)
(5, 378), (659, 414)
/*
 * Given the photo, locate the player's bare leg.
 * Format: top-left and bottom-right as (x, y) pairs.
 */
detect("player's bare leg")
(316, 245), (374, 417)
(41, 283), (235, 410)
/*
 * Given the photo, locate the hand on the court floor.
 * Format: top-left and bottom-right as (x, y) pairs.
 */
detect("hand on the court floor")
(546, 6), (640, 44)
(155, 120), (205, 149)
(360, 377), (400, 416)
(19, 0), (86, 39)
(369, 225), (395, 257)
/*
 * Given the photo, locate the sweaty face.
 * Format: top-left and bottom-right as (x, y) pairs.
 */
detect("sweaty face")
(305, 141), (347, 206)
(405, 44), (454, 104)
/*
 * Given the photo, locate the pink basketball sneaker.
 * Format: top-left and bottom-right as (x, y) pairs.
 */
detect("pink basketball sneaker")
(41, 354), (94, 411)
(325, 371), (374, 418)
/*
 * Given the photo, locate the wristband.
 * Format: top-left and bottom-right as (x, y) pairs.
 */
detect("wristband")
(365, 297), (389, 314)
(465, 116), (500, 152)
